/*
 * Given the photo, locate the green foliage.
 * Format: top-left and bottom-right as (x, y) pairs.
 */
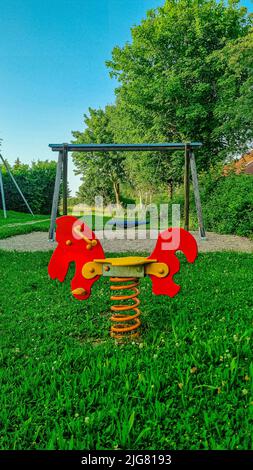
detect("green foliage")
(0, 250), (253, 449)
(72, 0), (253, 215)
(0, 160), (57, 215)
(161, 168), (253, 237)
(107, 0), (252, 169)
(201, 174), (253, 237)
(211, 28), (253, 158)
(120, 193), (136, 208)
(72, 107), (125, 205)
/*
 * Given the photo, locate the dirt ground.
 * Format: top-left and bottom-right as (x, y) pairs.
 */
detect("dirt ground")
(0, 230), (252, 253)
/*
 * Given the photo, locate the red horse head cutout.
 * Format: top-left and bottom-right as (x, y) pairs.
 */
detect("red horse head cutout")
(48, 217), (197, 301)
(48, 215), (105, 300)
(147, 227), (198, 297)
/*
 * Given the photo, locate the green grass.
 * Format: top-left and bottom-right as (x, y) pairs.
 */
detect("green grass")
(0, 210), (50, 239)
(0, 221), (51, 240)
(0, 210), (48, 226)
(0, 210), (150, 240)
(0, 250), (253, 450)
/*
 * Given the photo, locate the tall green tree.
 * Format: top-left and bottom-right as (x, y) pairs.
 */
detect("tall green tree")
(73, 0), (252, 204)
(107, 0), (252, 170)
(72, 106), (125, 206)
(211, 28), (253, 158)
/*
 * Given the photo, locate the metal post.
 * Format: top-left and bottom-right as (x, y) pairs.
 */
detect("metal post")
(49, 151), (63, 241)
(62, 144), (68, 216)
(0, 153), (34, 216)
(190, 151), (206, 239)
(0, 166), (7, 218)
(184, 144), (190, 231)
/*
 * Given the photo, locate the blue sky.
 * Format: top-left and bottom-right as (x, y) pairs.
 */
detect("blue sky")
(0, 0), (252, 194)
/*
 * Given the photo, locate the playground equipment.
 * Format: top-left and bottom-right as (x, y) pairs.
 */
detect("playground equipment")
(0, 141), (34, 218)
(107, 219), (148, 228)
(48, 215), (198, 339)
(48, 142), (206, 241)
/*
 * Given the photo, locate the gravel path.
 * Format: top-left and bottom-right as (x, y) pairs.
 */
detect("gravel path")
(0, 230), (252, 253)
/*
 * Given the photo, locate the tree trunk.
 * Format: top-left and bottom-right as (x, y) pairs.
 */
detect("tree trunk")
(113, 181), (120, 207)
(145, 192), (148, 206)
(168, 181), (173, 199)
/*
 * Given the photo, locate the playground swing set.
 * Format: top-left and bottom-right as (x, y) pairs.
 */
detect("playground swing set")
(48, 142), (205, 339)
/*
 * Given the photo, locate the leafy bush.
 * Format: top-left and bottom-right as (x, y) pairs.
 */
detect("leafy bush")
(0, 160), (57, 214)
(199, 172), (253, 237)
(164, 167), (253, 238)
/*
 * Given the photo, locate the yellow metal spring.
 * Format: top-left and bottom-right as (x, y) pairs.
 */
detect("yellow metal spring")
(110, 277), (141, 339)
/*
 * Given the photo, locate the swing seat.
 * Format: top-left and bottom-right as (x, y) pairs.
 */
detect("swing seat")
(107, 219), (148, 228)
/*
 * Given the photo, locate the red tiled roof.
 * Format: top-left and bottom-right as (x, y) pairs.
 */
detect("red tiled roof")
(224, 151), (253, 175)
(245, 161), (253, 175)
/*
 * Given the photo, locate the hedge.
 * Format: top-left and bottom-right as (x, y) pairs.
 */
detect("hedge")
(202, 173), (253, 237)
(0, 160), (58, 215)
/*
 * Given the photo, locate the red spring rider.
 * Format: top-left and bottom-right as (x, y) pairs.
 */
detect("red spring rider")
(48, 216), (198, 339)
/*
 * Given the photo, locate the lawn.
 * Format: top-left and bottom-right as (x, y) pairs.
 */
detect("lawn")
(0, 210), (50, 240)
(0, 209), (178, 240)
(0, 210), (116, 240)
(0, 250), (252, 450)
(0, 210), (48, 226)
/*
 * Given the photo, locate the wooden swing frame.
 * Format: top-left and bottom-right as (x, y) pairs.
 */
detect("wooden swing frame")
(48, 142), (206, 241)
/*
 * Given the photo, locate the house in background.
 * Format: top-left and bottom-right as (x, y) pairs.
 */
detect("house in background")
(224, 150), (253, 175)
